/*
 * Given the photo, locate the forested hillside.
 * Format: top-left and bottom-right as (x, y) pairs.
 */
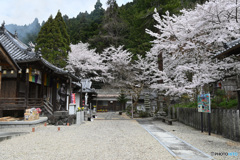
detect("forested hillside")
(7, 0), (206, 58)
(5, 18), (41, 44)
(64, 0), (206, 58)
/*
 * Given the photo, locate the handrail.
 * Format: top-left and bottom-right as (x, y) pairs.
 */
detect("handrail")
(43, 99), (53, 115)
(0, 98), (54, 115)
(0, 98), (44, 109)
(0, 98), (25, 105)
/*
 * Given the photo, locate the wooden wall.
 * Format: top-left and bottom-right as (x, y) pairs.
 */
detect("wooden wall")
(1, 79), (16, 98)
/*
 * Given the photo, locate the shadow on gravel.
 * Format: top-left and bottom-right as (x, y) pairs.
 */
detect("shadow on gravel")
(0, 132), (29, 142)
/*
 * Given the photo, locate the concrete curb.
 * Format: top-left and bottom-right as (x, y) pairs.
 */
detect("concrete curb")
(0, 117), (48, 128)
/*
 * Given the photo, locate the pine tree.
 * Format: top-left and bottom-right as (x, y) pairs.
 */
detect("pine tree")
(89, 0), (128, 53)
(117, 90), (128, 111)
(35, 11), (70, 68)
(54, 10), (71, 53)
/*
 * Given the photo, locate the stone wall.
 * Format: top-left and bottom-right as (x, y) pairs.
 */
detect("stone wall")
(168, 107), (240, 141)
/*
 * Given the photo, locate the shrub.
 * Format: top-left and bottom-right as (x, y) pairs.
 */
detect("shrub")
(173, 102), (197, 108)
(218, 99), (238, 109)
(139, 111), (149, 118)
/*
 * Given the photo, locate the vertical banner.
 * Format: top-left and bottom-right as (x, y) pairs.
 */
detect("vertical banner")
(29, 68), (41, 84)
(71, 93), (76, 104)
(44, 73), (51, 87)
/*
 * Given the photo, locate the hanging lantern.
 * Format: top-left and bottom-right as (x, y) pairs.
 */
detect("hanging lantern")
(26, 68), (29, 73)
(3, 70), (7, 74)
(10, 70), (14, 74)
(18, 70), (22, 74)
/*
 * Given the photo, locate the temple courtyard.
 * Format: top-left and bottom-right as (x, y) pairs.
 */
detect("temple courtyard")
(0, 112), (239, 160)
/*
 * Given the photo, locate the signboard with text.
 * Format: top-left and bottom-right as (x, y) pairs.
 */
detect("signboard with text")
(198, 94), (211, 113)
(71, 93), (76, 104)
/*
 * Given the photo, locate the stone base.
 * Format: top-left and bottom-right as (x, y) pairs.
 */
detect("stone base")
(54, 111), (69, 116)
(48, 111), (75, 125)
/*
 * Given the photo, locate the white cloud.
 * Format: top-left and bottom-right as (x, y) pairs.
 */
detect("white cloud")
(0, 0), (132, 25)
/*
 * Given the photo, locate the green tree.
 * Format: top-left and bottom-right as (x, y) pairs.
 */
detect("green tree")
(119, 0), (181, 59)
(35, 11), (70, 68)
(117, 90), (128, 111)
(89, 0), (128, 53)
(54, 10), (71, 53)
(64, 0), (105, 45)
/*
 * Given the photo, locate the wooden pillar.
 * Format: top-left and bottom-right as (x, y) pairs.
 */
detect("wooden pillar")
(40, 71), (45, 98)
(80, 83), (82, 108)
(0, 66), (2, 95)
(52, 78), (57, 111)
(69, 76), (72, 107)
(237, 91), (240, 112)
(16, 71), (20, 97)
(25, 67), (29, 108)
(0, 71), (2, 96)
(237, 75), (240, 112)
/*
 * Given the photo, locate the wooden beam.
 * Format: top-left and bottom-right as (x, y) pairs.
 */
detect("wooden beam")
(25, 68), (29, 108)
(0, 72), (2, 96)
(0, 46), (18, 71)
(0, 63), (11, 67)
(215, 43), (240, 59)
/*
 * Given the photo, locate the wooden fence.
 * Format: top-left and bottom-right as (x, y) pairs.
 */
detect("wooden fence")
(168, 106), (240, 141)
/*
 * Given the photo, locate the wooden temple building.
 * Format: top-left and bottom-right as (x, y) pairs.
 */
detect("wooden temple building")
(214, 38), (240, 110)
(0, 22), (81, 118)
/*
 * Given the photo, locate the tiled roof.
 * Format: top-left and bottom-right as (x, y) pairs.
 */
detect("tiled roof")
(0, 24), (80, 81)
(72, 81), (97, 93)
(215, 38), (240, 58)
(0, 26), (35, 61)
(0, 43), (20, 70)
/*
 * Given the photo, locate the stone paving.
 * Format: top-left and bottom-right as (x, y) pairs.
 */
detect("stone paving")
(137, 119), (213, 160)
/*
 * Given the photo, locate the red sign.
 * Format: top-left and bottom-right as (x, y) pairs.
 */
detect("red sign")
(71, 93), (76, 104)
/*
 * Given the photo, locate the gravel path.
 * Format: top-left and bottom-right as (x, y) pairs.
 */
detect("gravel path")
(0, 113), (175, 160)
(1, 112), (240, 160)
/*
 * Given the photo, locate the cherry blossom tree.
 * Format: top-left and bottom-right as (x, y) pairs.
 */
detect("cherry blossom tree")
(100, 45), (162, 111)
(66, 42), (107, 81)
(146, 0), (240, 98)
(100, 45), (133, 85)
(100, 46), (141, 111)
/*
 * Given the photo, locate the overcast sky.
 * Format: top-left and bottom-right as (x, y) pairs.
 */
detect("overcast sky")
(0, 0), (132, 26)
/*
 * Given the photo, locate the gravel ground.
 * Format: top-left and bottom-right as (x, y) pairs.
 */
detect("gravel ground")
(0, 113), (175, 160)
(152, 119), (240, 160)
(1, 112), (240, 160)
